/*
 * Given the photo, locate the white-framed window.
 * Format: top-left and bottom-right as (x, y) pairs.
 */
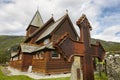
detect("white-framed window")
(19, 54), (22, 60)
(33, 52), (44, 59)
(36, 54), (39, 59)
(33, 55), (36, 59)
(51, 51), (60, 59)
(39, 51), (44, 59)
(44, 39), (49, 45)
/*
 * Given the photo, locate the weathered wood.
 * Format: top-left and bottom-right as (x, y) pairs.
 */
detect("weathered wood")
(54, 14), (105, 80)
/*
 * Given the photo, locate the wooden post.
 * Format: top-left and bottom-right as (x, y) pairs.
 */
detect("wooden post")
(82, 53), (94, 80)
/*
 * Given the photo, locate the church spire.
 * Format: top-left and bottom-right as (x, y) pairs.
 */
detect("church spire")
(27, 10), (44, 30)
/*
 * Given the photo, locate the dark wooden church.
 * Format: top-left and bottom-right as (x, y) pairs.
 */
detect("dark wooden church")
(9, 10), (79, 74)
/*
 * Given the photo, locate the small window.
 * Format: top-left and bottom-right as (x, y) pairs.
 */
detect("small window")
(36, 54), (39, 59)
(33, 55), (36, 59)
(39, 51), (44, 59)
(44, 39), (49, 45)
(51, 51), (60, 59)
(19, 54), (22, 60)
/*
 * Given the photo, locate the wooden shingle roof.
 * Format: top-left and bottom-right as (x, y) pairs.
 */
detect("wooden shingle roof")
(36, 14), (66, 42)
(26, 10), (44, 30)
(35, 13), (78, 42)
(24, 17), (55, 42)
(21, 43), (54, 53)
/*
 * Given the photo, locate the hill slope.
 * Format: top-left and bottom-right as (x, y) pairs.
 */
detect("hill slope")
(0, 35), (120, 63)
(91, 39), (120, 52)
(0, 35), (120, 54)
(0, 35), (25, 63)
(0, 35), (25, 54)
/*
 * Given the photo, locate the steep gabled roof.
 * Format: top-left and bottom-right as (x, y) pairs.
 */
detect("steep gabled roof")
(24, 17), (55, 42)
(30, 17), (54, 38)
(35, 14), (66, 42)
(26, 10), (44, 30)
(36, 13), (79, 42)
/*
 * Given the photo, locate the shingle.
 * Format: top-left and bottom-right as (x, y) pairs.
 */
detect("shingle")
(21, 42), (54, 53)
(21, 43), (40, 53)
(36, 15), (66, 42)
(27, 10), (44, 30)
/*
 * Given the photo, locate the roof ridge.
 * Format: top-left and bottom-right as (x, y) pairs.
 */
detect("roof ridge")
(24, 17), (55, 42)
(35, 14), (67, 42)
(30, 17), (55, 37)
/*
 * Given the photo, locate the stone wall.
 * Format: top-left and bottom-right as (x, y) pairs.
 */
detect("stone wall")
(105, 53), (120, 80)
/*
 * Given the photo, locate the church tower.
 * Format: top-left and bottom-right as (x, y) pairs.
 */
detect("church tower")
(26, 10), (44, 38)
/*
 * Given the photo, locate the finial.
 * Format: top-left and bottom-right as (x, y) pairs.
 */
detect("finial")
(51, 13), (54, 17)
(66, 9), (68, 13)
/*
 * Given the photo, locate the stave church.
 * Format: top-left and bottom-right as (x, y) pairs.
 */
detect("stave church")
(9, 10), (79, 74)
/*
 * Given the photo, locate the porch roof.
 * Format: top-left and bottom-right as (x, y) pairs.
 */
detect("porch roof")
(20, 42), (55, 53)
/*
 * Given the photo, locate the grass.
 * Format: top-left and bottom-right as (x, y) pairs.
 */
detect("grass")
(0, 66), (108, 80)
(94, 72), (108, 80)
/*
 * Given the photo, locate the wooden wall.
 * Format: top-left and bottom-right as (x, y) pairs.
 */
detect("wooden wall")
(32, 59), (46, 73)
(31, 51), (72, 75)
(46, 59), (72, 74)
(22, 53), (33, 71)
(9, 60), (22, 70)
(46, 51), (72, 74)
(26, 26), (38, 38)
(52, 19), (77, 43)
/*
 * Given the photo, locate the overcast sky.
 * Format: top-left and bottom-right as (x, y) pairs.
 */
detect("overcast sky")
(0, 0), (120, 42)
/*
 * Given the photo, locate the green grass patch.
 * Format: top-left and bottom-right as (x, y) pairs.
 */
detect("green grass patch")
(94, 72), (108, 80)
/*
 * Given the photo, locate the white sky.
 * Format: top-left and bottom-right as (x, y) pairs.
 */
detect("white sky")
(0, 0), (120, 42)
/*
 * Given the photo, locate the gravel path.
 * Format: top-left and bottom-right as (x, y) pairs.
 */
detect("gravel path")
(7, 66), (71, 79)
